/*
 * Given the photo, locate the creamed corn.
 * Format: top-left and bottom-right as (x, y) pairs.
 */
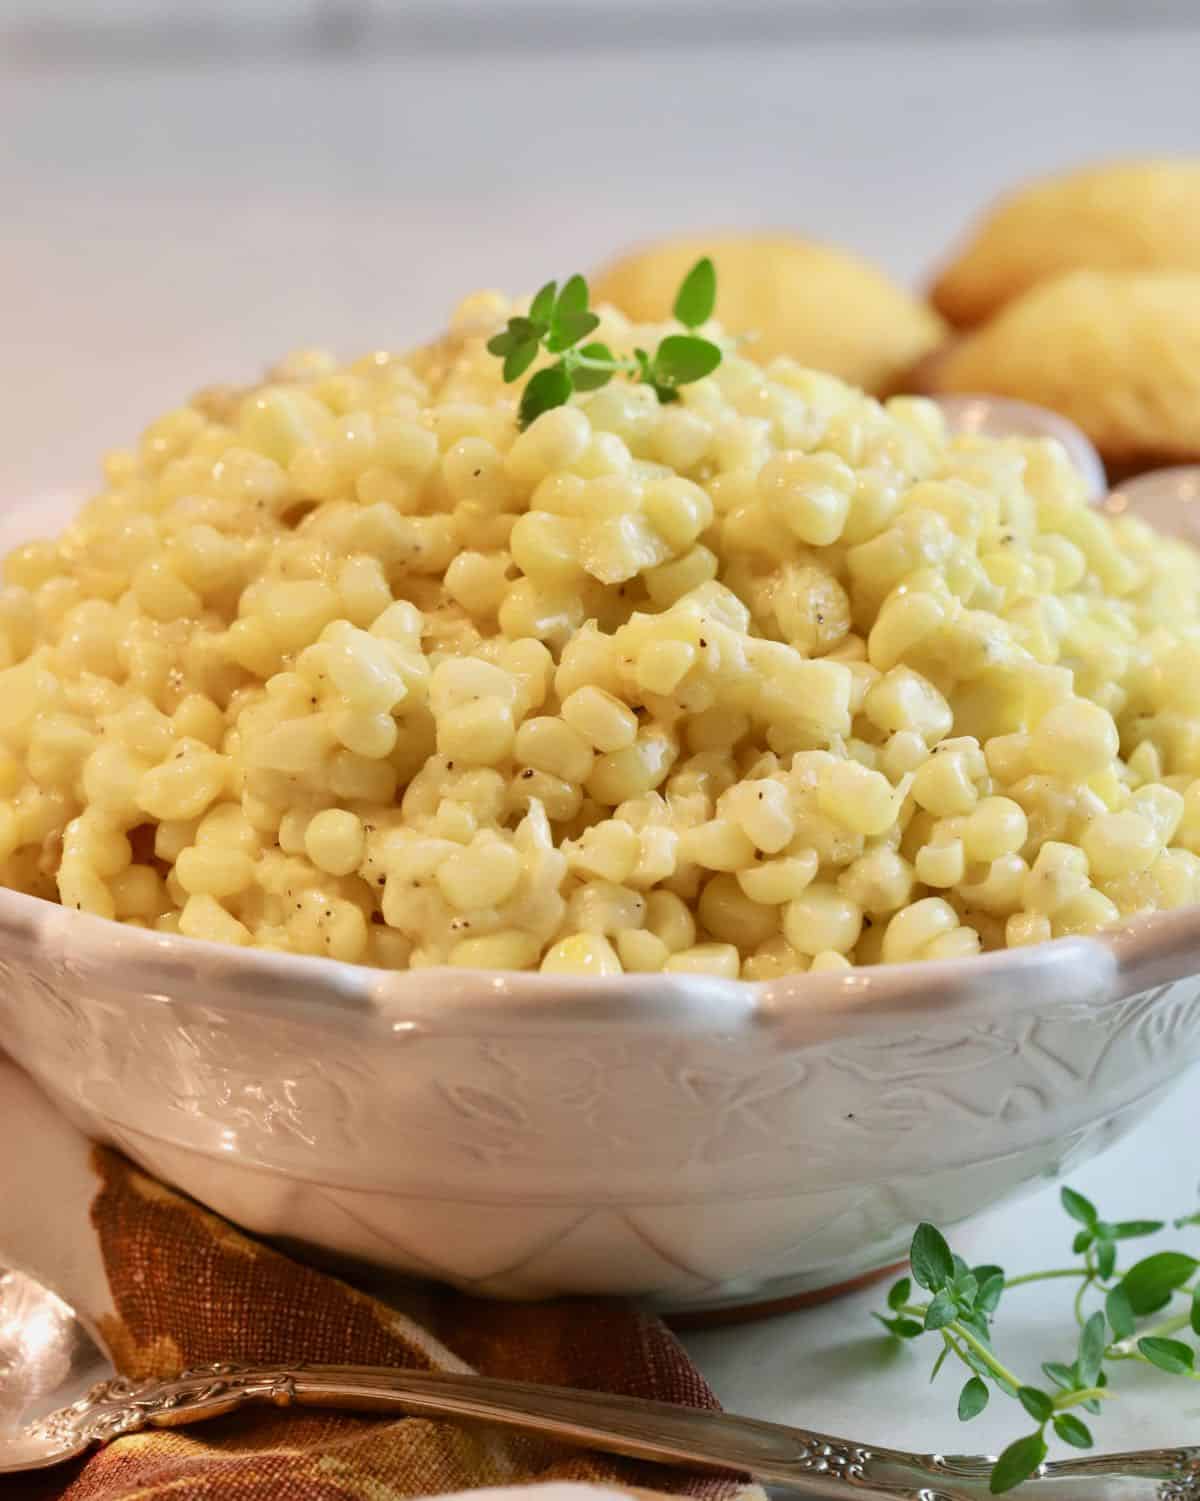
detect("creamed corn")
(4, 289), (1200, 977)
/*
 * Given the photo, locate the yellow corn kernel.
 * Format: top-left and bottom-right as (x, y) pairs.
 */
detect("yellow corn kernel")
(865, 669), (952, 748)
(817, 760), (898, 837)
(110, 864), (166, 920)
(1006, 911), (1052, 947)
(561, 686), (638, 753)
(616, 928), (670, 972)
(1081, 811), (1159, 881)
(448, 930), (541, 970)
(1053, 887), (1121, 936)
(178, 893), (252, 947)
(644, 889), (696, 952)
(837, 847), (913, 915)
(332, 708), (398, 759)
(304, 808), (365, 877)
(174, 845), (255, 898)
(506, 406), (591, 485)
(136, 743), (229, 822)
(961, 797), (1028, 863)
(643, 477), (713, 551)
(565, 880), (645, 937)
(958, 852), (1028, 916)
(698, 872), (779, 948)
(437, 701), (515, 766)
(663, 942), (741, 978)
(736, 851), (819, 905)
(880, 729), (930, 781)
(1133, 783), (1185, 844)
(435, 838), (523, 910)
(540, 933), (623, 976)
(921, 925), (981, 961)
(1021, 841), (1091, 914)
(515, 716), (594, 784)
(636, 639), (697, 696)
(444, 551), (511, 617)
(741, 935), (807, 980)
(911, 749), (980, 817)
(678, 818), (757, 872)
(915, 838), (965, 889)
(1030, 700), (1119, 779)
(587, 730), (677, 805)
(783, 883), (863, 956)
(565, 820), (641, 884)
(719, 779), (795, 854)
(809, 949), (853, 973)
(757, 451), (854, 545)
(881, 897), (959, 962)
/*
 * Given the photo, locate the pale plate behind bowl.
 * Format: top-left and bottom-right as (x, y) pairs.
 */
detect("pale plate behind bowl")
(4, 435), (1200, 1314)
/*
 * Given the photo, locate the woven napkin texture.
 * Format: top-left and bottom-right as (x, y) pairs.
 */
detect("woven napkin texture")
(9, 1146), (757, 1501)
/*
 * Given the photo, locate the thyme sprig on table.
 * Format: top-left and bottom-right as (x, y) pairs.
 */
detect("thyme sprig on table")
(876, 1187), (1200, 1493)
(487, 258), (723, 428)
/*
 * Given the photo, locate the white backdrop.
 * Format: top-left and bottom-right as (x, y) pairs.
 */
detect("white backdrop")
(2, 11), (1199, 499)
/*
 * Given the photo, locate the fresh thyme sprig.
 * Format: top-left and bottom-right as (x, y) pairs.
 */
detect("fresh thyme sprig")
(875, 1188), (1200, 1494)
(487, 258), (723, 428)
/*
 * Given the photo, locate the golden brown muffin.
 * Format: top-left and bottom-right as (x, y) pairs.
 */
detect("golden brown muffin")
(932, 159), (1200, 329)
(593, 233), (945, 395)
(929, 269), (1200, 472)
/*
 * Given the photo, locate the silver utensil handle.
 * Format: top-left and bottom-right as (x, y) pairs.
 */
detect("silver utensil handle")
(50, 1364), (914, 1496)
(45, 1364), (1200, 1500)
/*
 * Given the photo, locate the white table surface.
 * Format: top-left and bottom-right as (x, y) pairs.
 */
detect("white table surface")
(682, 1083), (1200, 1459)
(4, 18), (1200, 1466)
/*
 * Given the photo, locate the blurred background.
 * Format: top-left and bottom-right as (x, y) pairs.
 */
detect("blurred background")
(2, 0), (1198, 499)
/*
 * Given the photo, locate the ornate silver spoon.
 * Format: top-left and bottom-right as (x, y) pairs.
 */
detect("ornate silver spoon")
(2, 1266), (1198, 1497)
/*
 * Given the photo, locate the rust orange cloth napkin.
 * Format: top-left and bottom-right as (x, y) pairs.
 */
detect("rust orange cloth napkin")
(1, 1059), (758, 1501)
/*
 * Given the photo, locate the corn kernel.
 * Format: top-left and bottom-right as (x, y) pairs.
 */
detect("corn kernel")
(663, 942), (741, 978)
(783, 883), (863, 956)
(540, 933), (623, 976)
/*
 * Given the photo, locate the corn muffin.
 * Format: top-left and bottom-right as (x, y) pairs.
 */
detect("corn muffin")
(929, 269), (1200, 473)
(932, 159), (1200, 328)
(595, 234), (945, 396)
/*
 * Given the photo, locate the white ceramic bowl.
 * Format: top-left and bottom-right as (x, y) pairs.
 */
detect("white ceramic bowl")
(3, 886), (1200, 1313)
(1101, 466), (1200, 544)
(2, 431), (1196, 1317)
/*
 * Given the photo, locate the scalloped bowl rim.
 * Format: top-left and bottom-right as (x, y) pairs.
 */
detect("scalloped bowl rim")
(5, 879), (1200, 1046)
